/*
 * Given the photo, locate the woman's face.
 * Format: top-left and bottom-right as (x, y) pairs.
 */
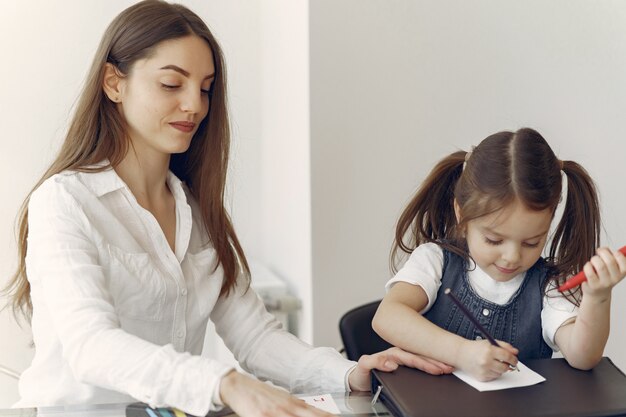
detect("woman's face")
(115, 35), (215, 158)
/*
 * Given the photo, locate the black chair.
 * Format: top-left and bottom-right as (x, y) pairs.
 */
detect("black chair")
(339, 300), (392, 361)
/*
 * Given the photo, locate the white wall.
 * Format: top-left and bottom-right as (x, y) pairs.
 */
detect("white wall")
(309, 0), (626, 372)
(257, 1), (313, 341)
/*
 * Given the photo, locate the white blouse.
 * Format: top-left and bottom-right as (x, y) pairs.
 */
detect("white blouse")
(386, 243), (578, 351)
(16, 165), (353, 416)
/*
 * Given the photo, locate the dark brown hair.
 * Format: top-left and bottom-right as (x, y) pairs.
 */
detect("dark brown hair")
(392, 128), (600, 301)
(4, 0), (249, 320)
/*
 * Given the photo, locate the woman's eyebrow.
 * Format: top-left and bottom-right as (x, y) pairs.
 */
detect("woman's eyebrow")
(160, 64), (215, 80)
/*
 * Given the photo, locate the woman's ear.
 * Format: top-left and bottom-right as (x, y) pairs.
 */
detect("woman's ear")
(102, 63), (124, 103)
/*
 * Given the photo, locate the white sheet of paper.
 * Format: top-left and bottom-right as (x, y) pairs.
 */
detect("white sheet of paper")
(299, 394), (341, 414)
(453, 361), (546, 391)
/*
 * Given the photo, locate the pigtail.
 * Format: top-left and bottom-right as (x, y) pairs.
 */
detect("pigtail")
(547, 160), (600, 296)
(391, 150), (466, 273)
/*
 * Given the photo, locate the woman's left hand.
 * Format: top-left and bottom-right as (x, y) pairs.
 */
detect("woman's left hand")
(347, 347), (454, 391)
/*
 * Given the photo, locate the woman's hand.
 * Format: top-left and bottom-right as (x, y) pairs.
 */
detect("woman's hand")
(581, 247), (626, 302)
(219, 371), (333, 417)
(347, 347), (454, 391)
(455, 339), (518, 382)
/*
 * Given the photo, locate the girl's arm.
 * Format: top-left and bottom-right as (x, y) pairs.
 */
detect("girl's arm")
(372, 282), (519, 381)
(555, 247), (626, 370)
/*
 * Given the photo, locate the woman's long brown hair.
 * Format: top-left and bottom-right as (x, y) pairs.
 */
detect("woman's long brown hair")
(392, 128), (600, 303)
(3, 0), (249, 320)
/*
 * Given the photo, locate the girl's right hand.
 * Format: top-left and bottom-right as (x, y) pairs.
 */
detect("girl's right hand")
(457, 339), (519, 382)
(219, 371), (334, 417)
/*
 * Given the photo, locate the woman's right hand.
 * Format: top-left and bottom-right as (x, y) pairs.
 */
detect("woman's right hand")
(219, 370), (334, 417)
(457, 339), (519, 382)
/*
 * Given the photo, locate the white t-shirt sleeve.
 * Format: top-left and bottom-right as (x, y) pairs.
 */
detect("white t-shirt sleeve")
(541, 282), (579, 351)
(385, 242), (444, 313)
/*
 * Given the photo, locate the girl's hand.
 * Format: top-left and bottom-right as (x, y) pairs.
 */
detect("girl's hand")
(457, 339), (518, 382)
(348, 347), (454, 391)
(219, 371), (333, 417)
(581, 247), (626, 302)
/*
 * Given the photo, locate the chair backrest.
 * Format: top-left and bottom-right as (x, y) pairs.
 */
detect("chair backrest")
(339, 300), (392, 361)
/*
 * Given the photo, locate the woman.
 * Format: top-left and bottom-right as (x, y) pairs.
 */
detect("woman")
(4, 1), (451, 416)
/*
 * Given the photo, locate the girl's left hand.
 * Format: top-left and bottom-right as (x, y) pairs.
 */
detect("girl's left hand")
(582, 247), (626, 301)
(347, 347), (454, 391)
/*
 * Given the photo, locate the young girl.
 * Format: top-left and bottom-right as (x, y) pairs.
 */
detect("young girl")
(373, 127), (626, 382)
(2, 1), (450, 416)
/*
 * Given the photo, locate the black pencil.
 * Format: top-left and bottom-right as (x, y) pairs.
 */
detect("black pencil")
(444, 288), (519, 371)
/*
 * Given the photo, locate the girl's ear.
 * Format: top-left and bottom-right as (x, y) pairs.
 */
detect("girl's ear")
(453, 199), (462, 224)
(454, 199), (467, 237)
(102, 63), (124, 103)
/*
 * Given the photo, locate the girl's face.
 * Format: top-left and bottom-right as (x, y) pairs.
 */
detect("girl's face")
(459, 200), (553, 282)
(115, 35), (215, 158)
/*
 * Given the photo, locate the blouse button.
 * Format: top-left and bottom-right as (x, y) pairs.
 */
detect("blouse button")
(181, 288), (188, 296)
(176, 330), (184, 338)
(475, 335), (483, 340)
(482, 308), (490, 316)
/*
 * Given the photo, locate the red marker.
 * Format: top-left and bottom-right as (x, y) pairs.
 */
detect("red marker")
(558, 245), (626, 292)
